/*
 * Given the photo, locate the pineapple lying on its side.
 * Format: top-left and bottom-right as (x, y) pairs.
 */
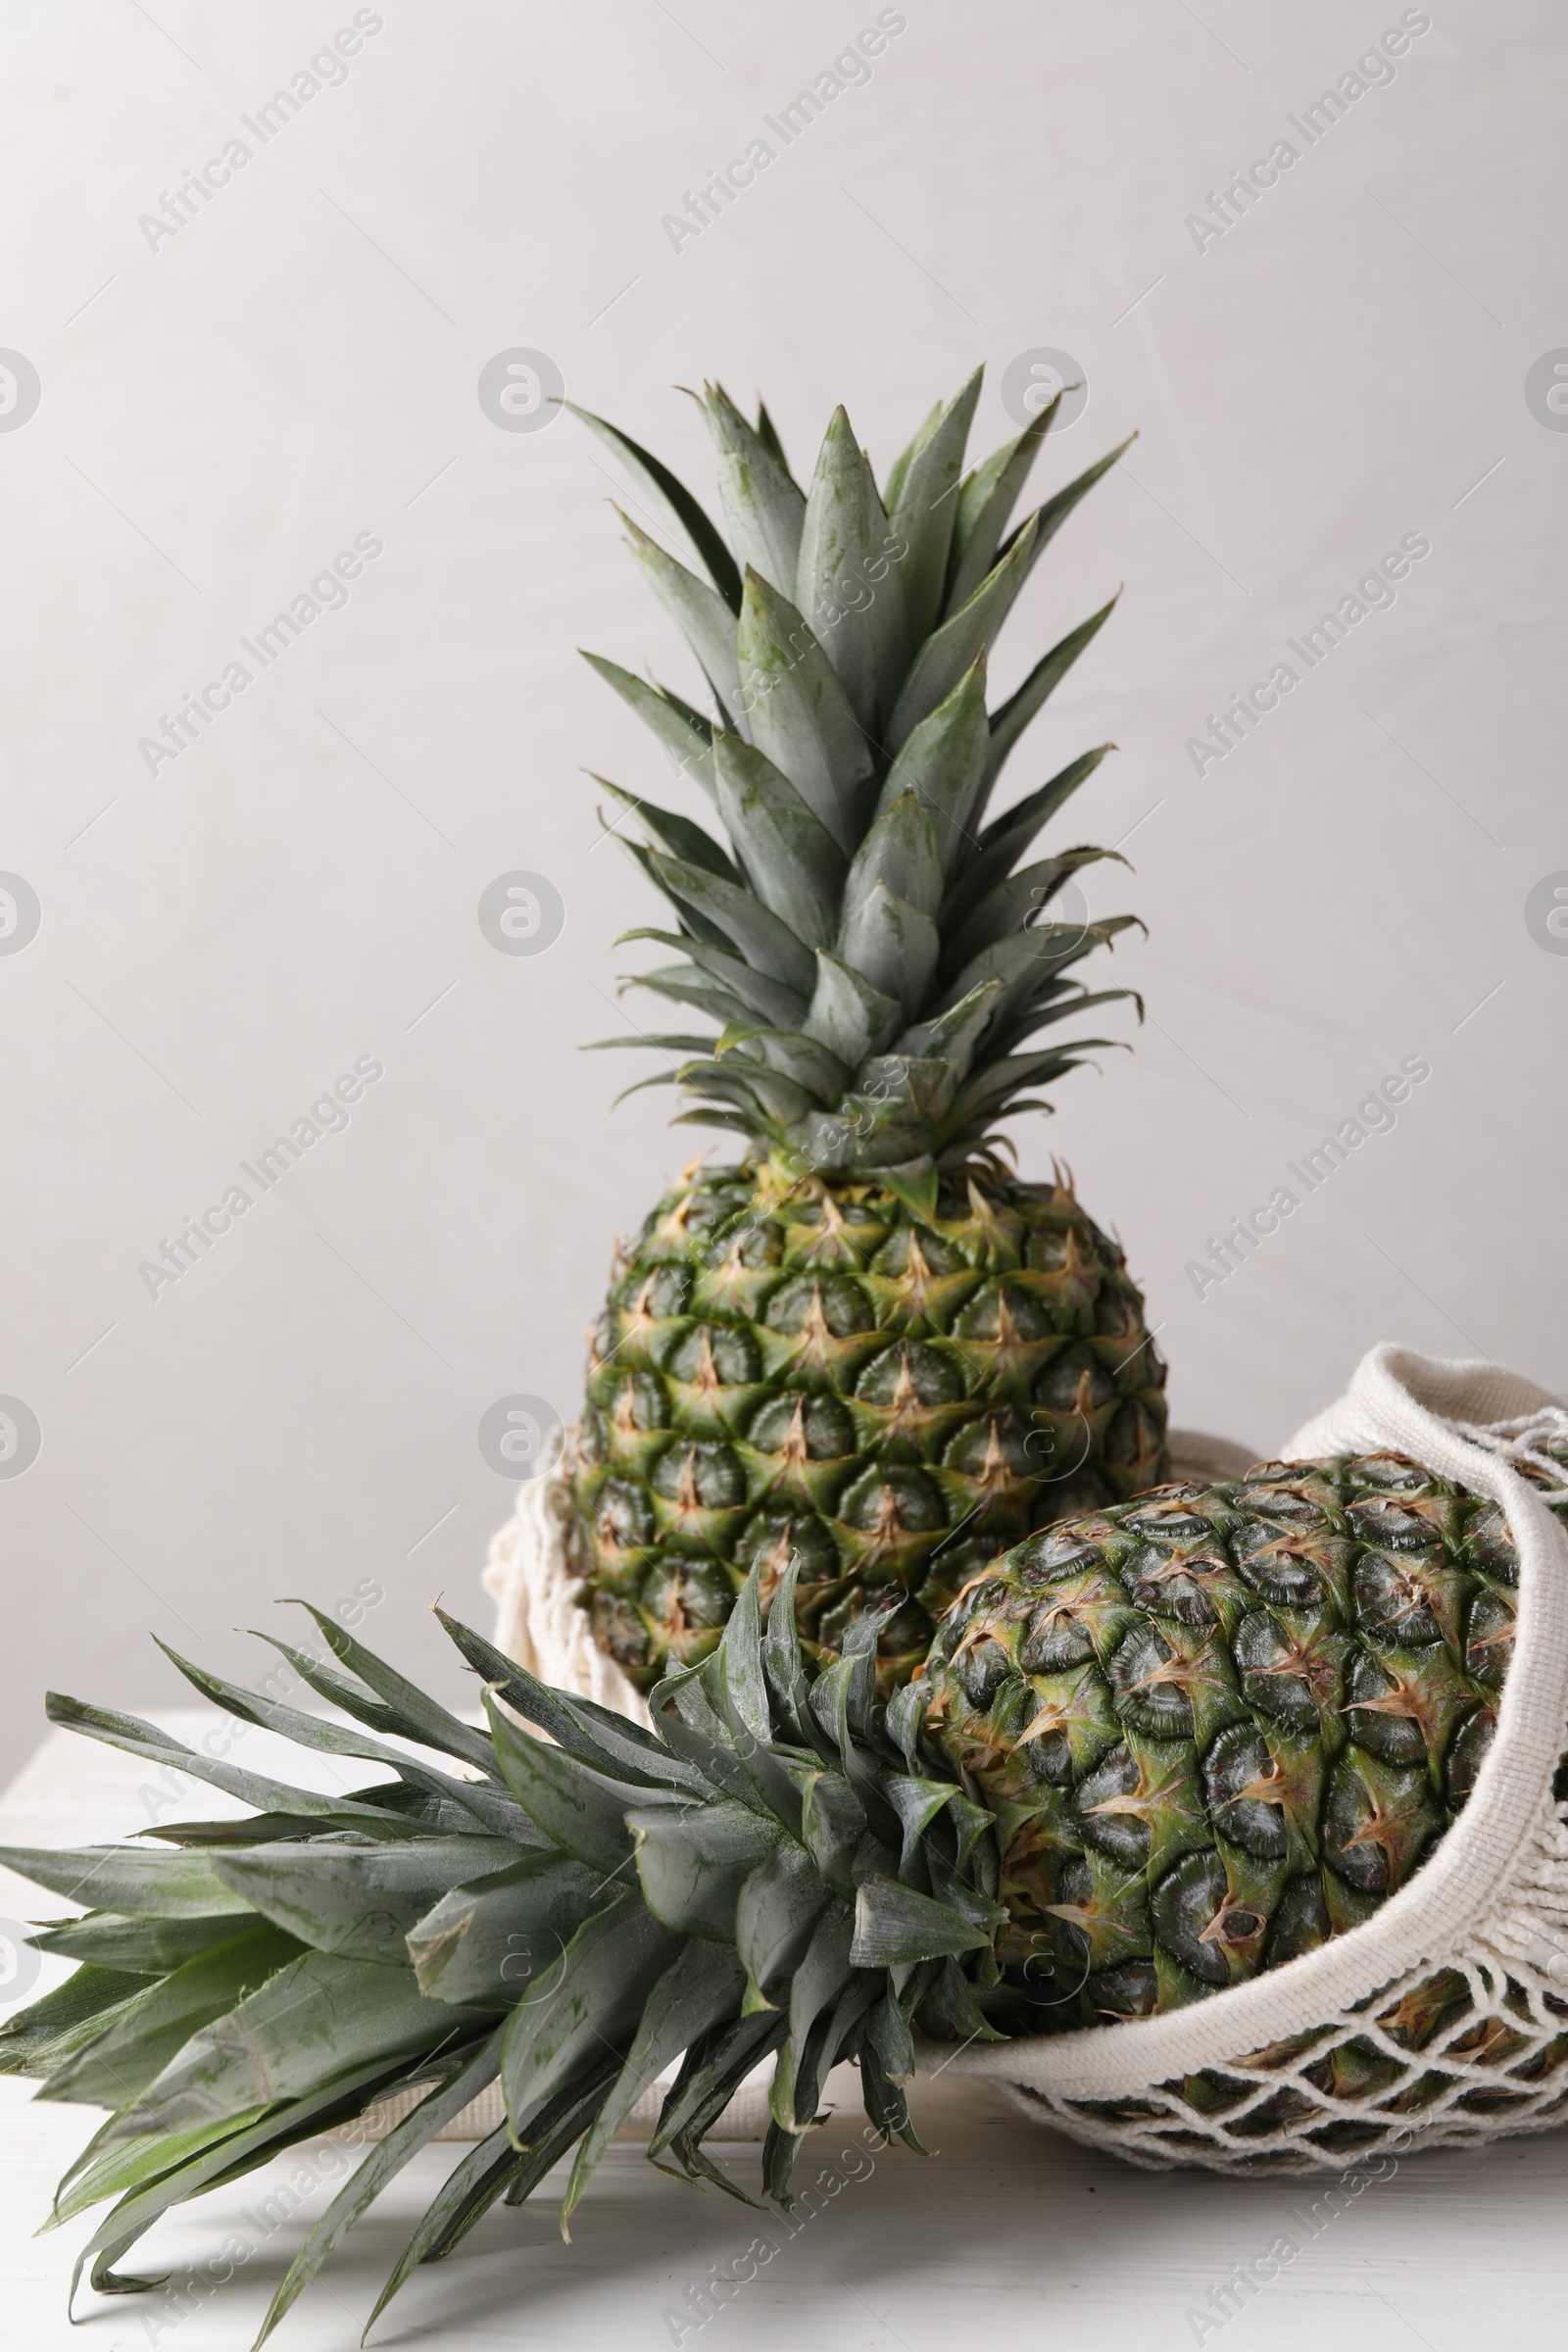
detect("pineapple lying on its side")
(922, 1448), (1539, 2023)
(3, 1429), (1562, 2338)
(567, 371), (1168, 1690)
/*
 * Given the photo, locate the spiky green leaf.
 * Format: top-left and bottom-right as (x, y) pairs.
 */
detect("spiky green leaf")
(703, 384), (807, 596)
(735, 568), (873, 854)
(500, 1893), (681, 2126)
(796, 404), (910, 732)
(1010, 431), (1136, 595)
(566, 401), (741, 608)
(837, 882), (941, 1016)
(977, 596), (1119, 808)
(0, 1844), (256, 1921)
(619, 929), (808, 1026)
(945, 391), (1060, 613)
(596, 778), (740, 881)
(801, 949), (905, 1066)
(39, 1928), (302, 2112)
(151, 1642), (528, 1841)
(647, 852), (817, 995)
(581, 655), (717, 802)
(27, 1912), (255, 1974)
(111, 1950), (491, 2142)
(37, 1693), (407, 1844)
(408, 1853), (607, 2007)
(615, 509), (744, 717)
(893, 978), (1001, 1077)
(889, 367), (983, 643)
(562, 1939), (748, 2225)
(850, 1875), (991, 1967)
(735, 1839), (829, 2003)
(875, 656), (990, 872)
(944, 746), (1113, 924)
(631, 1800), (781, 1939)
(712, 729), (847, 948)
(772, 1900), (856, 2131)
(484, 1692), (641, 1874)
(207, 1838), (519, 1969)
(886, 513), (1039, 753)
(843, 789), (944, 921)
(253, 2028), (507, 2348)
(943, 847), (1128, 972)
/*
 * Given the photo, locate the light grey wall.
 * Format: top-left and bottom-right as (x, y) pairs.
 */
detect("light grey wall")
(2, 0), (1563, 1786)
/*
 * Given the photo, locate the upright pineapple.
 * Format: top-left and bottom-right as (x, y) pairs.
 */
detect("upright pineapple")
(567, 369), (1168, 1688)
(5, 1429), (1563, 2335)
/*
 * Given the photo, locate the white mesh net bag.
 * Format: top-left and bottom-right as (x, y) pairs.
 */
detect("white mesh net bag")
(483, 1345), (1568, 2172)
(949, 1345), (1568, 2173)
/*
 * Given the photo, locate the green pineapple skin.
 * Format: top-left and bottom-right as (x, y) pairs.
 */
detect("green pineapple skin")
(920, 1450), (1533, 2029)
(567, 1155), (1169, 1690)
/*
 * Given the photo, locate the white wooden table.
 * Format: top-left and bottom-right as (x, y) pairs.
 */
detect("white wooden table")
(2, 1710), (1564, 2351)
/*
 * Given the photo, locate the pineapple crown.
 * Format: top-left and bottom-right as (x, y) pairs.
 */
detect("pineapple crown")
(580, 369), (1144, 1181)
(0, 1580), (1007, 2343)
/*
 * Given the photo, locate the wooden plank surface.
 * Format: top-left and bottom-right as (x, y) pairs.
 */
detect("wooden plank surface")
(2, 1712), (1564, 2350)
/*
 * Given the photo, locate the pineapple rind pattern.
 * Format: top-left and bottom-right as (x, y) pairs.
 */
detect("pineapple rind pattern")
(568, 1159), (1168, 1689)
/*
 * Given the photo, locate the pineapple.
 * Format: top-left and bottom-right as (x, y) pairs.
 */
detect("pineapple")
(920, 1448), (1549, 2023)
(566, 369), (1168, 1689)
(4, 1432), (1562, 2335)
